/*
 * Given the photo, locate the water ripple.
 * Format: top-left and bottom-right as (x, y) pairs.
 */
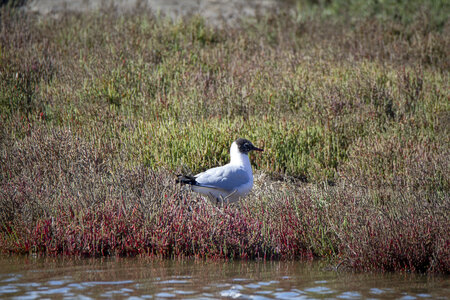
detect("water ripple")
(157, 279), (190, 284)
(304, 286), (334, 294)
(273, 291), (304, 299)
(337, 291), (362, 299)
(0, 258), (447, 299)
(155, 292), (176, 298)
(220, 289), (243, 298)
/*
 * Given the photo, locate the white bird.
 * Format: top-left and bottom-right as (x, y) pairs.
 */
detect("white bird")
(177, 138), (263, 203)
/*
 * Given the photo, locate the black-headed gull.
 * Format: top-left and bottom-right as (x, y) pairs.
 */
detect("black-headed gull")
(177, 138), (263, 203)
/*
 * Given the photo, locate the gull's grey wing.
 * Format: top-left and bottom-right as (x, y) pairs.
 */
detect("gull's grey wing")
(191, 184), (230, 194)
(194, 165), (250, 192)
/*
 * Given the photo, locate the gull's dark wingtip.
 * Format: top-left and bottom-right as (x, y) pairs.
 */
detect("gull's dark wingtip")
(176, 174), (197, 185)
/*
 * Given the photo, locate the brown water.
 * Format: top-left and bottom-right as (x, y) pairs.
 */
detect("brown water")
(0, 256), (448, 299)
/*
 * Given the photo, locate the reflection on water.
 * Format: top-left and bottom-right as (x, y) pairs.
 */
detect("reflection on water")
(0, 256), (448, 299)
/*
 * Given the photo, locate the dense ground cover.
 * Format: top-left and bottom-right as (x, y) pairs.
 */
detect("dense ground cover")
(0, 1), (449, 273)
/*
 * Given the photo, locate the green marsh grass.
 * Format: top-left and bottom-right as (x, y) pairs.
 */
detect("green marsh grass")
(0, 4), (449, 273)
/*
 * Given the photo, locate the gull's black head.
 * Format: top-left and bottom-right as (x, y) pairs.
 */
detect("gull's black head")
(235, 138), (264, 154)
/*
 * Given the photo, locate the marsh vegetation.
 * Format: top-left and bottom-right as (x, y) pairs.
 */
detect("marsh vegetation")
(0, 0), (449, 273)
